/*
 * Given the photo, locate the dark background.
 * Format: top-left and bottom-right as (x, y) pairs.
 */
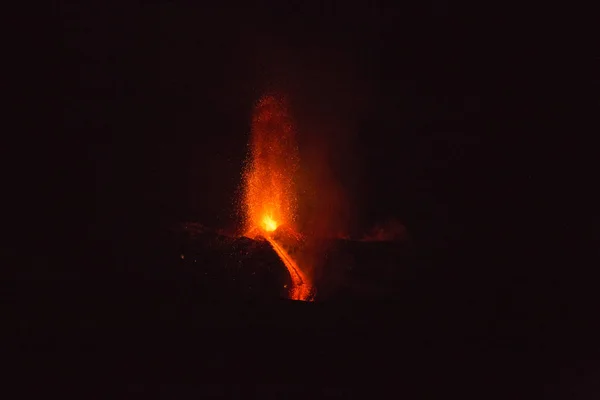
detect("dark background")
(55, 3), (588, 270)
(5, 1), (597, 394)
(34, 0), (595, 343)
(63, 3), (496, 246)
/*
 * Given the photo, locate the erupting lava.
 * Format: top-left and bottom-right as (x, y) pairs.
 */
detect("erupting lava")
(241, 94), (314, 301)
(262, 215), (278, 232)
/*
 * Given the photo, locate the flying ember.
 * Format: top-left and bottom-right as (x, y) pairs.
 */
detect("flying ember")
(241, 94), (314, 301)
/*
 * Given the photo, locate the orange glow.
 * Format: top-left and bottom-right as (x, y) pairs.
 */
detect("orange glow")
(241, 94), (313, 301)
(262, 215), (278, 232)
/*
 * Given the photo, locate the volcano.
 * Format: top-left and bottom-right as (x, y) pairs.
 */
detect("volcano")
(240, 94), (314, 301)
(178, 94), (412, 302)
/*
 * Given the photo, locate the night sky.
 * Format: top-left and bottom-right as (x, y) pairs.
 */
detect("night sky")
(53, 3), (590, 286)
(66, 5), (473, 232)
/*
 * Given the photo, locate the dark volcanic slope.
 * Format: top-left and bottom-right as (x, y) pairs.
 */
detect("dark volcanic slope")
(176, 223), (292, 300)
(314, 238), (414, 301)
(176, 222), (413, 302)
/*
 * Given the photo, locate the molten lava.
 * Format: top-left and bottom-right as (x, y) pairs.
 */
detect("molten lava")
(241, 94), (313, 301)
(262, 215), (278, 232)
(266, 237), (312, 301)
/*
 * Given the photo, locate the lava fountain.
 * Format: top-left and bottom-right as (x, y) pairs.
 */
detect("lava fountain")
(241, 94), (314, 301)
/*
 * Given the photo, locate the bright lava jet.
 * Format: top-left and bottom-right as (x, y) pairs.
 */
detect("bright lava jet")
(262, 215), (278, 232)
(241, 94), (314, 301)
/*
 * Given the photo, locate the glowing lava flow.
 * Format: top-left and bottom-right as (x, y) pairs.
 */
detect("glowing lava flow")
(266, 237), (313, 301)
(241, 94), (313, 301)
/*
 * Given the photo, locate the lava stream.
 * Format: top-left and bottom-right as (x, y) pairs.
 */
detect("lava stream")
(266, 237), (313, 301)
